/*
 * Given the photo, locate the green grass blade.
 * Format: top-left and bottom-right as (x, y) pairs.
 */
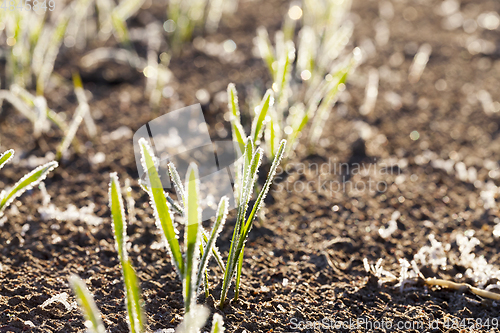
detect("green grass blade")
(56, 98), (88, 160)
(243, 138), (254, 177)
(36, 9), (70, 96)
(227, 84), (246, 155)
(211, 313), (225, 333)
(229, 141), (285, 301)
(232, 122), (246, 156)
(122, 260), (145, 333)
(286, 103), (309, 155)
(7, 86), (77, 149)
(233, 245), (244, 301)
(202, 230), (225, 273)
(232, 148), (264, 302)
(166, 193), (185, 216)
(275, 41), (295, 111)
(0, 149), (14, 171)
(199, 241), (210, 297)
(139, 138), (184, 276)
(184, 163), (201, 313)
(0, 161), (58, 213)
(268, 118), (276, 157)
(286, 62), (351, 153)
(196, 196), (228, 290)
(309, 65), (351, 144)
(113, 0), (144, 22)
(73, 72), (97, 138)
(235, 140), (256, 235)
(251, 89), (273, 144)
(227, 83), (240, 120)
(110, 0), (144, 47)
(109, 174), (144, 332)
(109, 172), (127, 262)
(167, 162), (185, 206)
(247, 148), (263, 194)
(255, 27), (276, 77)
(233, 138), (254, 241)
(203, 261), (209, 298)
(111, 12), (132, 47)
(69, 275), (106, 333)
(140, 182), (184, 215)
(243, 140), (286, 234)
(220, 144), (262, 308)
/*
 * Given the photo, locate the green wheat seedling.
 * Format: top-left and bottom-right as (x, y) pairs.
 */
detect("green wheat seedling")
(1, 4), (70, 94)
(0, 149), (58, 217)
(0, 5), (87, 143)
(1, 0), (142, 88)
(165, 161), (228, 299)
(250, 0), (360, 156)
(138, 138), (228, 313)
(1, 0), (144, 96)
(69, 173), (145, 333)
(70, 172), (221, 333)
(165, 0), (238, 53)
(219, 138), (286, 308)
(70, 274), (221, 333)
(70, 269), (144, 333)
(138, 135), (285, 309)
(56, 72), (97, 160)
(1, 9), (44, 88)
(227, 83), (273, 156)
(109, 172), (145, 333)
(0, 86), (71, 140)
(4, 87), (85, 157)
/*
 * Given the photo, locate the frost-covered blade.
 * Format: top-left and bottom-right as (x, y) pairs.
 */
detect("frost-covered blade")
(0, 160), (58, 213)
(196, 196), (228, 290)
(139, 138), (184, 277)
(0, 150), (14, 171)
(184, 163), (201, 313)
(109, 172), (127, 262)
(122, 260), (145, 333)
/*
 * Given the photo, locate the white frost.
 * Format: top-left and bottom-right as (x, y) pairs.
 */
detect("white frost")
(40, 292), (75, 311)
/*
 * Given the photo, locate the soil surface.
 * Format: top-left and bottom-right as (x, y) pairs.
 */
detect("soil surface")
(2, 0), (500, 332)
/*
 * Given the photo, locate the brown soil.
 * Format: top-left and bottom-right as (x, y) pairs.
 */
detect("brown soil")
(1, 0), (500, 332)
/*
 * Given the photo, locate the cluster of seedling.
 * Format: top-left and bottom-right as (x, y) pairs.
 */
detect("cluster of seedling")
(246, 0), (360, 157)
(69, 137), (284, 331)
(165, 0), (238, 53)
(0, 0), (239, 159)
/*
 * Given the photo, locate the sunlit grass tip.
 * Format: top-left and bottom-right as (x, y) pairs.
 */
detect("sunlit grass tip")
(69, 274), (106, 333)
(0, 149), (58, 216)
(109, 173), (145, 333)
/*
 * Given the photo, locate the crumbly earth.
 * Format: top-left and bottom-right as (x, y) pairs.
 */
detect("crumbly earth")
(1, 0), (500, 332)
